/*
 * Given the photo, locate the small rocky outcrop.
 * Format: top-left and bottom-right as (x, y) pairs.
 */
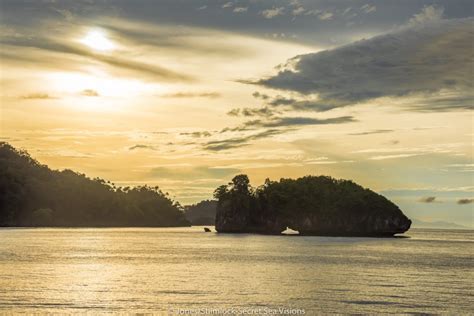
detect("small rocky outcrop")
(214, 175), (411, 237)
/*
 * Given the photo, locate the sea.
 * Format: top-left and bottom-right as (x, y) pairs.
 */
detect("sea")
(0, 227), (472, 315)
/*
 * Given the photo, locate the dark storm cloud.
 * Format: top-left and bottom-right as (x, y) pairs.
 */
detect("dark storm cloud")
(257, 17), (474, 111)
(457, 198), (473, 205)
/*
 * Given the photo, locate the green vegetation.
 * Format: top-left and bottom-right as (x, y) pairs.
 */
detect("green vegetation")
(0, 142), (189, 227)
(215, 174), (411, 235)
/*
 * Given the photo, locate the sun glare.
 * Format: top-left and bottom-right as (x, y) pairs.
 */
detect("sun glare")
(80, 30), (115, 51)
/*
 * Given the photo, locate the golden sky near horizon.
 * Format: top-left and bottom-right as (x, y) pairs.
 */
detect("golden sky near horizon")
(0, 0), (473, 226)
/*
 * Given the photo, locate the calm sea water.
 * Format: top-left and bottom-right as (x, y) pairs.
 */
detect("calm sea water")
(0, 227), (472, 314)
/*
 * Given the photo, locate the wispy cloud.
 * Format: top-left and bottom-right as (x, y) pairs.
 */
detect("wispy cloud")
(407, 5), (444, 27)
(419, 196), (438, 203)
(161, 92), (220, 98)
(457, 198), (473, 205)
(1, 37), (194, 82)
(81, 89), (99, 97)
(204, 129), (284, 151)
(361, 4), (376, 14)
(318, 12), (333, 20)
(222, 2), (233, 9)
(349, 129), (394, 136)
(180, 131), (212, 138)
(369, 153), (421, 160)
(255, 116), (355, 128)
(20, 92), (57, 100)
(129, 144), (157, 151)
(227, 107), (276, 118)
(233, 7), (248, 13)
(261, 7), (285, 19)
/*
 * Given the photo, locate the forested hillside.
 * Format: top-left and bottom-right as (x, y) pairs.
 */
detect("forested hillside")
(0, 143), (189, 227)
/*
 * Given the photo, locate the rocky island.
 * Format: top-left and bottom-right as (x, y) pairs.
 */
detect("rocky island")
(214, 175), (411, 236)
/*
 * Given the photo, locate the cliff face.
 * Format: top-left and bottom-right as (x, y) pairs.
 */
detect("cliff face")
(287, 213), (411, 236)
(214, 175), (411, 237)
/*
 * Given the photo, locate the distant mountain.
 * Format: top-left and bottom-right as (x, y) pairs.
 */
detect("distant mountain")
(0, 142), (190, 227)
(184, 200), (217, 225)
(411, 218), (471, 230)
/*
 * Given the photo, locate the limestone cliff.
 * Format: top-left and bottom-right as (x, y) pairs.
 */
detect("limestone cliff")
(214, 175), (411, 237)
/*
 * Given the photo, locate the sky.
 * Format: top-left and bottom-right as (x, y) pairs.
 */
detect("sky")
(0, 0), (472, 227)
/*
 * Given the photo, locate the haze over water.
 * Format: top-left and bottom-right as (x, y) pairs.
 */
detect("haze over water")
(0, 227), (472, 314)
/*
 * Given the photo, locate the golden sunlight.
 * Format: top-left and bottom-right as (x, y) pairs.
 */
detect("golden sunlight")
(80, 30), (115, 51)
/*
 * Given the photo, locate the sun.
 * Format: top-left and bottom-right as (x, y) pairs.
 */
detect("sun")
(80, 30), (115, 52)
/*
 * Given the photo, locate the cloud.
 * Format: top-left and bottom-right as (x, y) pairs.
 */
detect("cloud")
(180, 131), (212, 138)
(1, 37), (193, 82)
(369, 153), (421, 160)
(161, 92), (220, 98)
(21, 92), (56, 100)
(292, 7), (305, 16)
(230, 91), (361, 118)
(419, 196), (438, 203)
(233, 7), (248, 13)
(222, 2), (233, 9)
(268, 96), (345, 112)
(361, 4), (376, 14)
(457, 198), (473, 205)
(349, 129), (394, 136)
(254, 116), (355, 128)
(204, 129), (284, 151)
(261, 7), (285, 19)
(226, 107), (276, 118)
(252, 91), (269, 100)
(407, 5), (444, 27)
(81, 89), (99, 97)
(129, 144), (156, 150)
(53, 8), (74, 21)
(318, 12), (333, 20)
(222, 114), (354, 133)
(256, 16), (473, 112)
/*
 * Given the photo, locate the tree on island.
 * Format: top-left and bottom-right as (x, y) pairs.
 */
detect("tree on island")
(0, 142), (189, 227)
(214, 174), (412, 236)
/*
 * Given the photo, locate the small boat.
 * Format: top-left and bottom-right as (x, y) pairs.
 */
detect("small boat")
(204, 227), (212, 232)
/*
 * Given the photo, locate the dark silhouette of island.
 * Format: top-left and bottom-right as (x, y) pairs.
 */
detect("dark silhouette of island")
(0, 142), (411, 234)
(0, 142), (189, 227)
(214, 175), (411, 236)
(184, 200), (217, 225)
